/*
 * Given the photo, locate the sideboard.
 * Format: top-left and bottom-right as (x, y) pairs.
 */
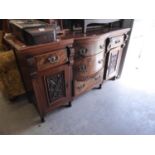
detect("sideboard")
(5, 28), (130, 122)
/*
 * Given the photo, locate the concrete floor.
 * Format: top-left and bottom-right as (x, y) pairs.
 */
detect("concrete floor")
(0, 76), (155, 135)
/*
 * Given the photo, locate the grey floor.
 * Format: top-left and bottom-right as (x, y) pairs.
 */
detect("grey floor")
(0, 75), (155, 134)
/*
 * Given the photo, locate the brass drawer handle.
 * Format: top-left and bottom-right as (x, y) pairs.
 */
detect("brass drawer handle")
(77, 84), (85, 90)
(99, 44), (104, 49)
(98, 59), (103, 64)
(94, 75), (101, 81)
(115, 40), (120, 44)
(79, 65), (87, 72)
(121, 43), (126, 48)
(48, 55), (58, 64)
(79, 48), (87, 56)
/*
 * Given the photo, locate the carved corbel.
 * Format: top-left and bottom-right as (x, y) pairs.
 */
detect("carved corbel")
(67, 45), (75, 65)
(121, 33), (129, 49)
(26, 55), (38, 79)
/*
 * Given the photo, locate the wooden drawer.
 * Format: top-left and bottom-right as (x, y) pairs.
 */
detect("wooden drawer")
(107, 35), (124, 50)
(73, 52), (104, 81)
(35, 49), (68, 71)
(74, 39), (105, 58)
(74, 69), (103, 96)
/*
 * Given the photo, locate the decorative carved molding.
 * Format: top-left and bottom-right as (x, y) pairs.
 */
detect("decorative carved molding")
(26, 56), (38, 79)
(67, 46), (75, 65)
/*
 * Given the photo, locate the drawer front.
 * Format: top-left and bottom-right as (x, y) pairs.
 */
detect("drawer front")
(107, 35), (124, 50)
(74, 40), (105, 58)
(35, 49), (68, 71)
(74, 69), (103, 96)
(74, 52), (104, 81)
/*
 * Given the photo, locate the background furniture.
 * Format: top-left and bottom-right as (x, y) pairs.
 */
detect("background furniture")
(0, 30), (25, 100)
(82, 19), (121, 33)
(0, 50), (25, 100)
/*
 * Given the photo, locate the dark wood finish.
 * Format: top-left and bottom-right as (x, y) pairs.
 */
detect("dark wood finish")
(4, 27), (130, 121)
(35, 49), (68, 71)
(82, 19), (121, 33)
(9, 20), (56, 45)
(74, 69), (104, 97)
(31, 65), (71, 114)
(74, 38), (105, 58)
(74, 52), (104, 81)
(117, 19), (134, 78)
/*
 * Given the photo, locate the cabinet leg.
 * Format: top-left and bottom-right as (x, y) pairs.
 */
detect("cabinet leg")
(111, 76), (118, 80)
(41, 117), (45, 123)
(26, 91), (33, 103)
(98, 84), (102, 89)
(68, 101), (72, 107)
(65, 101), (72, 107)
(93, 84), (102, 90)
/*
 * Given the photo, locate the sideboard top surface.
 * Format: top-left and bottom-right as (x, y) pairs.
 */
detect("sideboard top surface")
(4, 28), (130, 54)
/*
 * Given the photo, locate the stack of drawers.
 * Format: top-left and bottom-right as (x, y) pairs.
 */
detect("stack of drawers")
(73, 37), (106, 96)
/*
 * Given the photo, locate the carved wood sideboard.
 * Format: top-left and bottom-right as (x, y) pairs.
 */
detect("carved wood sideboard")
(5, 28), (130, 122)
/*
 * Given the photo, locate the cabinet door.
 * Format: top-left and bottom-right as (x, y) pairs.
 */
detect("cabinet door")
(32, 65), (71, 114)
(105, 47), (123, 80)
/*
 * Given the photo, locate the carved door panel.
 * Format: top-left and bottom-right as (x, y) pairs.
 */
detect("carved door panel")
(105, 47), (123, 80)
(32, 65), (71, 114)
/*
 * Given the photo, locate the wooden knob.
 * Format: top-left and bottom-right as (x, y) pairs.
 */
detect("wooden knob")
(98, 59), (103, 64)
(77, 84), (85, 89)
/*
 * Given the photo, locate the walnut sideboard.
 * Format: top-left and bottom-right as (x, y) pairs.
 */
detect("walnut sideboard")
(5, 28), (130, 122)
